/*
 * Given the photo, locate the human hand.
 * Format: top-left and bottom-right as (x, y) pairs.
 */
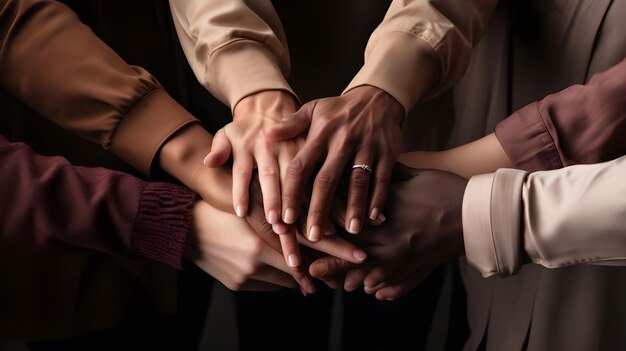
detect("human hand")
(186, 200), (301, 292)
(309, 166), (467, 301)
(246, 177), (368, 279)
(267, 85), (404, 241)
(203, 90), (305, 266)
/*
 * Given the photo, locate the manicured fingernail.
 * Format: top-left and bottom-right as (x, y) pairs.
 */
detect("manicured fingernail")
(308, 226), (321, 242)
(267, 210), (279, 224)
(369, 208), (379, 221)
(287, 254), (300, 268)
(235, 205), (245, 217)
(283, 208), (296, 224)
(348, 218), (361, 234)
(353, 249), (367, 262)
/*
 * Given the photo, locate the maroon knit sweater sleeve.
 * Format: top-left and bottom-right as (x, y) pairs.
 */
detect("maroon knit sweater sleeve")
(495, 57), (626, 171)
(0, 135), (196, 269)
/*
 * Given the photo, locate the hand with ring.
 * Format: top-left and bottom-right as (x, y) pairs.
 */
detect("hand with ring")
(267, 85), (405, 240)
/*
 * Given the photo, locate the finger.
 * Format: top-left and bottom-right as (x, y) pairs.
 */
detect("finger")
(281, 143), (324, 225)
(232, 153), (254, 217)
(238, 279), (294, 292)
(309, 255), (359, 279)
(374, 270), (430, 301)
(343, 267), (370, 292)
(278, 231), (301, 268)
(255, 148), (282, 225)
(258, 237), (316, 294)
(266, 102), (315, 141)
(298, 233), (367, 264)
(306, 155), (349, 242)
(367, 155), (393, 223)
(204, 128), (233, 167)
(345, 152), (373, 234)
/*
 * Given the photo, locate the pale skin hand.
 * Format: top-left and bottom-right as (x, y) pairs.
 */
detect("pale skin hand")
(186, 200), (299, 292)
(203, 90), (306, 268)
(158, 119), (367, 292)
(266, 85), (404, 241)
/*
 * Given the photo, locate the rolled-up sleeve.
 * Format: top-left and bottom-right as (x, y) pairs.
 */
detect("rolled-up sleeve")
(344, 0), (498, 113)
(169, 0), (296, 109)
(0, 0), (199, 176)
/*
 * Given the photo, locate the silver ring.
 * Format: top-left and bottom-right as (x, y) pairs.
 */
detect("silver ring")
(352, 164), (373, 175)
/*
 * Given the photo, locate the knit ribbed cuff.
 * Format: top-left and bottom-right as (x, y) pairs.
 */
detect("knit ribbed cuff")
(132, 182), (197, 269)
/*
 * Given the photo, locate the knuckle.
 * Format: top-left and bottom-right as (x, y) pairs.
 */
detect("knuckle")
(376, 173), (392, 186)
(259, 165), (278, 178)
(286, 159), (306, 178)
(234, 168), (252, 181)
(315, 172), (335, 191)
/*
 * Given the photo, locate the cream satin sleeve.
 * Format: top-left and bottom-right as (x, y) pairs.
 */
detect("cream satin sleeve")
(168, 0), (296, 109)
(344, 0), (498, 113)
(463, 155), (626, 278)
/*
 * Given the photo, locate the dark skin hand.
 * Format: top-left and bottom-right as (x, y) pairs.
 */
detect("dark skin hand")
(267, 85), (404, 241)
(308, 165), (467, 301)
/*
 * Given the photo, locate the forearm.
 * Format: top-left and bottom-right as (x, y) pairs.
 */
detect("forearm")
(345, 0), (497, 113)
(0, 0), (199, 176)
(0, 136), (196, 269)
(169, 0), (297, 110)
(398, 133), (513, 179)
(463, 154), (626, 278)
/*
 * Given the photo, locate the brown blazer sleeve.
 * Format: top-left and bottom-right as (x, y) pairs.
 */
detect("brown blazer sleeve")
(495, 56), (626, 172)
(0, 135), (196, 269)
(0, 0), (199, 176)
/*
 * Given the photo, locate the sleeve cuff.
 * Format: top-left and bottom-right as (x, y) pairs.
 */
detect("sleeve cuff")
(343, 32), (440, 114)
(495, 102), (564, 172)
(132, 182), (198, 269)
(110, 89), (200, 177)
(463, 169), (527, 277)
(209, 40), (298, 110)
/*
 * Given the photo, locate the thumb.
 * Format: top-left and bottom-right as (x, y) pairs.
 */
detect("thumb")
(266, 101), (316, 141)
(203, 128), (232, 167)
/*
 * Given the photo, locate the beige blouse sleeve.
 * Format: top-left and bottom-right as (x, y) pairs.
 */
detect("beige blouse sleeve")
(168, 0), (296, 110)
(463, 155), (626, 278)
(344, 0), (498, 113)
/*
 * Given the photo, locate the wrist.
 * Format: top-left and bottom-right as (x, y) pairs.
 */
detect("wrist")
(345, 85), (404, 125)
(159, 124), (233, 212)
(233, 90), (299, 120)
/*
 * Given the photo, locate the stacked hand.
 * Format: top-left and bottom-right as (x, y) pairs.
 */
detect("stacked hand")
(308, 166), (467, 300)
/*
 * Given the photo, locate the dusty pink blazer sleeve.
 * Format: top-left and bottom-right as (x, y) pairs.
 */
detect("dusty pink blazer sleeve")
(495, 56), (626, 172)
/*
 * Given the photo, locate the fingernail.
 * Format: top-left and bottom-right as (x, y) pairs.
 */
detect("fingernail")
(369, 208), (379, 221)
(348, 218), (361, 234)
(267, 210), (279, 225)
(235, 205), (245, 217)
(364, 286), (375, 294)
(287, 254), (300, 268)
(308, 226), (321, 242)
(344, 279), (357, 292)
(353, 249), (367, 262)
(377, 213), (386, 223)
(306, 278), (317, 294)
(283, 208), (296, 224)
